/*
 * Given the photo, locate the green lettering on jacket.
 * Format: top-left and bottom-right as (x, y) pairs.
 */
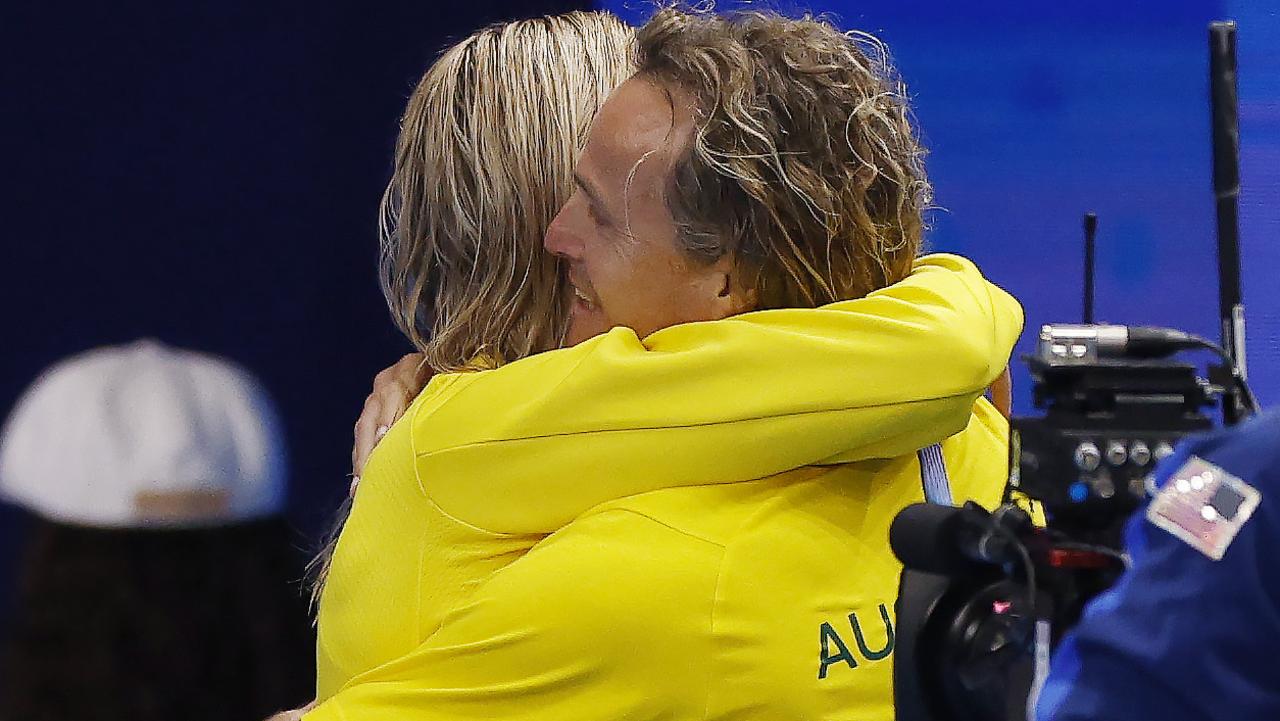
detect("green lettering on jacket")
(818, 603), (895, 680)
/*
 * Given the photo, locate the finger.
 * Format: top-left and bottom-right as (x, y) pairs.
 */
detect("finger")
(386, 353), (424, 385)
(381, 379), (418, 426)
(396, 352), (434, 393)
(410, 354), (435, 386)
(353, 394), (384, 476)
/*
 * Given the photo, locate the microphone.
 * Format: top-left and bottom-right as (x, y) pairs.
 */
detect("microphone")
(890, 501), (1021, 576)
(1036, 324), (1204, 362)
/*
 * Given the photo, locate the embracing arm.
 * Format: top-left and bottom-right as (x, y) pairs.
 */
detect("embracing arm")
(402, 253), (1022, 533)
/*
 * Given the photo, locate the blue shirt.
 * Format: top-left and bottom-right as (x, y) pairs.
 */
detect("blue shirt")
(1036, 409), (1280, 721)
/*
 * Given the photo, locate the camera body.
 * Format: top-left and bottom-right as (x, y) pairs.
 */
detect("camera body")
(1012, 325), (1214, 542)
(890, 21), (1253, 719)
(891, 324), (1225, 721)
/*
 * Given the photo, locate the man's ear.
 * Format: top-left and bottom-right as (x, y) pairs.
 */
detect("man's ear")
(711, 257), (758, 315)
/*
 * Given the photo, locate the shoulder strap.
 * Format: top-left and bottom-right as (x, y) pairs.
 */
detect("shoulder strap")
(917, 443), (952, 505)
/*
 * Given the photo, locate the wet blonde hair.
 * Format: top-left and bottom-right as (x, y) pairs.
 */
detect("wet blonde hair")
(310, 12), (634, 606)
(379, 11), (636, 370)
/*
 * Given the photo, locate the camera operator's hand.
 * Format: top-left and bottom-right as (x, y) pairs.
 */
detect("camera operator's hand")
(352, 353), (433, 493)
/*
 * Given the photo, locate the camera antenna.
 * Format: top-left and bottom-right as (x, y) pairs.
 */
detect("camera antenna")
(1209, 21), (1246, 380)
(1083, 212), (1098, 324)
(1209, 21), (1252, 424)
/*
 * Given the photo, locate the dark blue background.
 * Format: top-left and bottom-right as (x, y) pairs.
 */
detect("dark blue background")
(2, 0), (1277, 648)
(0, 0), (586, 646)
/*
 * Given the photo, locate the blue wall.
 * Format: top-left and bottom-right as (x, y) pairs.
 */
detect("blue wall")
(0, 0), (587, 652)
(605, 0), (1280, 413)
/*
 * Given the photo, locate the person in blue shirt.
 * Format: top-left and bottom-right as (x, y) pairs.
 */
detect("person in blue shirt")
(1036, 408), (1280, 721)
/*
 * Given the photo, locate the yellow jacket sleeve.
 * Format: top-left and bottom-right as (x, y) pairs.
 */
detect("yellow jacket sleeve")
(304, 509), (723, 721)
(411, 253), (1023, 534)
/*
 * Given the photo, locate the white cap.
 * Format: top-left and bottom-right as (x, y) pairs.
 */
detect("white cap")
(0, 339), (288, 528)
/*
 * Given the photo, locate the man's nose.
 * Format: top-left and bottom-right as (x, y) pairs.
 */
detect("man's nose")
(543, 208), (582, 260)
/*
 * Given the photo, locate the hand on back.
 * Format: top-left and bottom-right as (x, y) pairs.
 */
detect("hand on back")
(351, 353), (433, 494)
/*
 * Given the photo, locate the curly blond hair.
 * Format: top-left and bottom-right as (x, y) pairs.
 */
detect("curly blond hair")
(379, 12), (635, 370)
(636, 7), (932, 307)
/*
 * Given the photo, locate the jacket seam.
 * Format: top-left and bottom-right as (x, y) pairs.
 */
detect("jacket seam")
(701, 535), (729, 721)
(415, 392), (980, 459)
(594, 507), (727, 550)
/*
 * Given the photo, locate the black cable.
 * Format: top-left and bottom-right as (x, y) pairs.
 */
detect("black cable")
(1133, 327), (1261, 416)
(1185, 334), (1260, 415)
(988, 516), (1039, 618)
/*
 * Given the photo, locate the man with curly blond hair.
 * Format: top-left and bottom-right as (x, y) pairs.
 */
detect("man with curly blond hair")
(551, 8), (934, 344)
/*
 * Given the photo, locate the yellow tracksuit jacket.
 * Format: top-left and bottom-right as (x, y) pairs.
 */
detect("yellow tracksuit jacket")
(310, 253), (1023, 720)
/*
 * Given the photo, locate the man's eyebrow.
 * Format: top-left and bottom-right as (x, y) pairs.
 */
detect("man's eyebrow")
(574, 172), (609, 214)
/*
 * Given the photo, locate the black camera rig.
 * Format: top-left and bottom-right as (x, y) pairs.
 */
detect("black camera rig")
(888, 21), (1261, 721)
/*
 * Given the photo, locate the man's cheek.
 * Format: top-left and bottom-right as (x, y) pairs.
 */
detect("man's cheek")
(595, 269), (631, 312)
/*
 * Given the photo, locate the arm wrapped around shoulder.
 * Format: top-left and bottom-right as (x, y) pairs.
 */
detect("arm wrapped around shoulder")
(410, 253), (1023, 534)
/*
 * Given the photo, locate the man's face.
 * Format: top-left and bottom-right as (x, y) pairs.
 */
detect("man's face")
(544, 77), (752, 346)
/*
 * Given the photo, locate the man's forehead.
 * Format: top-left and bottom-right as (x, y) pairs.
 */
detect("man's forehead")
(586, 77), (689, 182)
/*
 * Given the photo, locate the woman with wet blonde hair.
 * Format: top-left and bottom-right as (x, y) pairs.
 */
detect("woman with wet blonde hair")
(341, 10), (635, 489)
(379, 12), (635, 371)
(281, 12), (634, 719)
